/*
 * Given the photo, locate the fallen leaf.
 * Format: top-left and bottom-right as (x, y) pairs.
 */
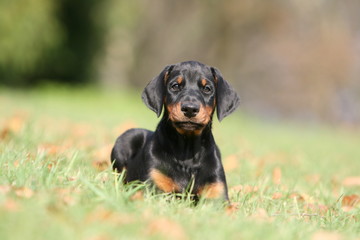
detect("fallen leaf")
(272, 167), (282, 185)
(249, 208), (272, 222)
(1, 113), (28, 140)
(2, 199), (20, 212)
(86, 207), (114, 222)
(86, 235), (111, 240)
(0, 185), (11, 195)
(255, 158), (265, 177)
(223, 154), (239, 172)
(86, 206), (134, 225)
(130, 191), (144, 201)
(5, 113), (27, 133)
(71, 123), (92, 138)
(306, 174), (321, 184)
(92, 144), (112, 171)
(146, 218), (187, 240)
(289, 192), (306, 202)
(38, 143), (66, 156)
(341, 206), (354, 212)
(15, 187), (34, 199)
(272, 192), (283, 199)
(226, 202), (239, 216)
(311, 230), (343, 240)
(341, 194), (360, 211)
(0, 128), (9, 140)
(342, 194), (360, 207)
(13, 160), (20, 168)
(115, 121), (138, 135)
(230, 185), (259, 194)
(342, 176), (360, 187)
(303, 204), (329, 215)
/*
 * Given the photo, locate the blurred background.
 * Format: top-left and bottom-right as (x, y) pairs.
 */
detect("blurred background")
(1, 0), (359, 125)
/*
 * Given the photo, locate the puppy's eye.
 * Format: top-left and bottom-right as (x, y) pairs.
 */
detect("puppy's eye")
(171, 83), (181, 92)
(203, 85), (212, 94)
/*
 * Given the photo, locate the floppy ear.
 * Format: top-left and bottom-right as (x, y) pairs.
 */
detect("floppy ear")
(211, 67), (240, 121)
(142, 65), (174, 117)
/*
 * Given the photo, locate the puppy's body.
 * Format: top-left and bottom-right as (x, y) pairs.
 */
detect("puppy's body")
(111, 61), (239, 200)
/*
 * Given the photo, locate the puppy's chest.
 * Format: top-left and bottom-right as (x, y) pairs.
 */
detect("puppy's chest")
(150, 159), (202, 193)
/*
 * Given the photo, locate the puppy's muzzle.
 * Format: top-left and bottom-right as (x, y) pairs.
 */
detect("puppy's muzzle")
(181, 102), (200, 118)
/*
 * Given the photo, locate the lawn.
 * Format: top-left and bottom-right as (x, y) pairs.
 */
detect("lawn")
(0, 87), (359, 240)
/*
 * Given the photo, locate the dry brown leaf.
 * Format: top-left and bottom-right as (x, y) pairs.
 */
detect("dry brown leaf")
(15, 187), (34, 199)
(146, 218), (187, 240)
(86, 235), (111, 240)
(230, 185), (259, 194)
(0, 185), (11, 195)
(341, 206), (354, 212)
(115, 121), (138, 135)
(130, 191), (144, 201)
(306, 174), (321, 184)
(341, 194), (360, 212)
(311, 230), (343, 240)
(71, 123), (92, 138)
(54, 187), (79, 206)
(272, 167), (282, 185)
(303, 204), (329, 215)
(2, 199), (20, 212)
(13, 160), (20, 168)
(223, 154), (239, 172)
(249, 208), (272, 222)
(86, 207), (113, 223)
(342, 176), (360, 187)
(38, 143), (68, 156)
(0, 128), (9, 140)
(289, 192), (305, 202)
(1, 113), (28, 140)
(255, 158), (265, 177)
(5, 113), (27, 133)
(225, 202), (239, 216)
(63, 195), (76, 206)
(92, 144), (112, 171)
(86, 206), (134, 225)
(272, 192), (283, 199)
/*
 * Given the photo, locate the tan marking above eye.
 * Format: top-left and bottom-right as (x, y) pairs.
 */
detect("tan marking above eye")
(201, 79), (207, 87)
(177, 76), (183, 84)
(150, 169), (180, 192)
(198, 182), (225, 199)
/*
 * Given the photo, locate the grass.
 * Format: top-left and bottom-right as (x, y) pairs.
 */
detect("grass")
(0, 86), (359, 240)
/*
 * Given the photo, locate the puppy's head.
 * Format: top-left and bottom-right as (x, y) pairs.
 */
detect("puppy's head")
(142, 61), (240, 135)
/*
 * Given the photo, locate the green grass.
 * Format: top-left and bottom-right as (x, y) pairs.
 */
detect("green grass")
(1, 87), (359, 240)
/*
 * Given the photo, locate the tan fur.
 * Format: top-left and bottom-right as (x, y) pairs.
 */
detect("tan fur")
(177, 76), (183, 84)
(201, 79), (207, 87)
(198, 182), (225, 199)
(150, 169), (180, 192)
(167, 103), (214, 135)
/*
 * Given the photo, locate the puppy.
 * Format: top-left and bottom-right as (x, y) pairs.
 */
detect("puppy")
(111, 61), (240, 200)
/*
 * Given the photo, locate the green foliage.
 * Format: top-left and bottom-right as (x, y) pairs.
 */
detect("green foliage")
(0, 88), (359, 239)
(0, 0), (109, 86)
(0, 0), (62, 84)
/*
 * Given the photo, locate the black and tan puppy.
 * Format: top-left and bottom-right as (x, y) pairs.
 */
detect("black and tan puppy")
(111, 61), (240, 200)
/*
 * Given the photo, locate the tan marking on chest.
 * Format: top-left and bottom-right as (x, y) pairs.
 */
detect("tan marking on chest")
(198, 182), (225, 199)
(150, 169), (180, 193)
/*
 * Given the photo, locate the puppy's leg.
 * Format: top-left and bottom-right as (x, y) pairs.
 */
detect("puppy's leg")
(111, 128), (152, 173)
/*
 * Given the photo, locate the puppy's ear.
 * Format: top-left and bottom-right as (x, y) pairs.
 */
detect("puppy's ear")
(142, 65), (174, 117)
(211, 67), (240, 121)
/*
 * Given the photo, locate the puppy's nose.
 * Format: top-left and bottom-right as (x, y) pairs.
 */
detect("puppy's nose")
(181, 103), (200, 118)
